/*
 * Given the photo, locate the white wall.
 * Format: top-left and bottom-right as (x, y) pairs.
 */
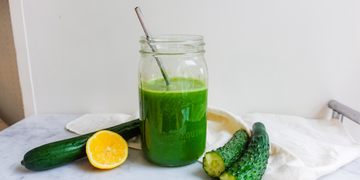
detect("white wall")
(9, 0), (360, 123)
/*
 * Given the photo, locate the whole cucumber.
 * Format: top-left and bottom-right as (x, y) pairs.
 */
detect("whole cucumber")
(21, 119), (140, 171)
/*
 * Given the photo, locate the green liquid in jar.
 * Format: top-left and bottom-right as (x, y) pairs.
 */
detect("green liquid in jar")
(139, 77), (207, 166)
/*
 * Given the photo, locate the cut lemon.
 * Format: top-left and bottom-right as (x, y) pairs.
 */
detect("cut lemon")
(86, 130), (128, 169)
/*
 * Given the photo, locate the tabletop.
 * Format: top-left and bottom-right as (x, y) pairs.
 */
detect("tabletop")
(0, 114), (359, 180)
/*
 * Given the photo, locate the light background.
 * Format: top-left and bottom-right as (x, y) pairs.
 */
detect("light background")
(8, 0), (360, 138)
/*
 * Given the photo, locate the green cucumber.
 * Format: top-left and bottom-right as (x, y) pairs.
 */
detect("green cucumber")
(203, 129), (249, 177)
(220, 122), (270, 180)
(21, 119), (140, 171)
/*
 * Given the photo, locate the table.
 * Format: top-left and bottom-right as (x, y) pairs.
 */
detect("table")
(0, 114), (359, 180)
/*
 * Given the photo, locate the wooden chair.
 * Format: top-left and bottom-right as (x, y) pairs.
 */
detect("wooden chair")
(0, 118), (9, 132)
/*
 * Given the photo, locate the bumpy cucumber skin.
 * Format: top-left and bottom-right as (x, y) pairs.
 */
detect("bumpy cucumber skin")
(214, 130), (249, 167)
(203, 129), (249, 177)
(220, 122), (270, 180)
(21, 119), (140, 171)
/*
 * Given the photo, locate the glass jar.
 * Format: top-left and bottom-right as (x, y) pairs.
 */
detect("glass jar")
(138, 34), (208, 166)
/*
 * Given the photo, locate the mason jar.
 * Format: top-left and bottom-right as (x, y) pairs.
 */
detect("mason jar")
(138, 34), (208, 166)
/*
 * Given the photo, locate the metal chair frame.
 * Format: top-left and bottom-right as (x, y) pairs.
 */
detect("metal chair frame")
(328, 100), (360, 125)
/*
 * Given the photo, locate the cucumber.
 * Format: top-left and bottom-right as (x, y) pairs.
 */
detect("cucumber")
(21, 119), (140, 171)
(203, 129), (249, 177)
(219, 122), (270, 180)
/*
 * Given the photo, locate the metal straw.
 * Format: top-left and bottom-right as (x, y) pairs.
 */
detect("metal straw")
(135, 6), (171, 86)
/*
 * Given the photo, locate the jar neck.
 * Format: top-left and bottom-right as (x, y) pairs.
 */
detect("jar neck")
(139, 34), (205, 55)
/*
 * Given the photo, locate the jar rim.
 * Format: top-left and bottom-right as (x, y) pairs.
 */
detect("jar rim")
(139, 34), (204, 43)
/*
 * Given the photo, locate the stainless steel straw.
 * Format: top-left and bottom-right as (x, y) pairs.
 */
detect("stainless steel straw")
(135, 6), (171, 86)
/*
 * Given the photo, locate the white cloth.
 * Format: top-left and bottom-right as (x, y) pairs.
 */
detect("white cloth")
(65, 106), (360, 180)
(241, 113), (360, 180)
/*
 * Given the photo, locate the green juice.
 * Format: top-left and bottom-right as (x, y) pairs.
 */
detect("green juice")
(139, 77), (207, 166)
